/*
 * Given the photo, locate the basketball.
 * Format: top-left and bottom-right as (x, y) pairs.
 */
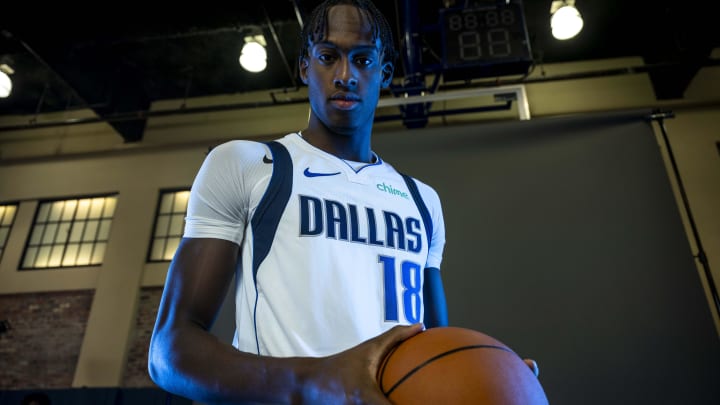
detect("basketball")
(377, 326), (549, 405)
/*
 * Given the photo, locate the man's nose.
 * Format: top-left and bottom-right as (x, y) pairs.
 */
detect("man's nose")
(333, 59), (358, 88)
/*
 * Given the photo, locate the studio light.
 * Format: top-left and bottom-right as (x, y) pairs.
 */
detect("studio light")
(550, 0), (584, 40)
(0, 64), (13, 98)
(239, 35), (267, 73)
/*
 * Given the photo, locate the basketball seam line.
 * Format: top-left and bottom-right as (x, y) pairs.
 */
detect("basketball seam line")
(382, 344), (516, 397)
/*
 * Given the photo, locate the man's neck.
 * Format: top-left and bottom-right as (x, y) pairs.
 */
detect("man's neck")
(301, 125), (373, 163)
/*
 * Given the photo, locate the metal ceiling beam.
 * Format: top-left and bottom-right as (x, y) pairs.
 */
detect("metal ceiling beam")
(263, 5), (298, 89)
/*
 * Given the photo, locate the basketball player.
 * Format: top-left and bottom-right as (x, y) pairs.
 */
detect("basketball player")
(149, 1), (534, 403)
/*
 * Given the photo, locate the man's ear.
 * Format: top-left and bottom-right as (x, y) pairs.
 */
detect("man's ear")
(299, 57), (309, 85)
(381, 62), (394, 89)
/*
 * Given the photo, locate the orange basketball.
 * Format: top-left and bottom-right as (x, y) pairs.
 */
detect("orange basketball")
(377, 326), (549, 405)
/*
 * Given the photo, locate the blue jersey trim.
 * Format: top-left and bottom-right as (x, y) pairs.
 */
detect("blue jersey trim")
(251, 141), (293, 276)
(250, 140), (293, 354)
(401, 174), (433, 247)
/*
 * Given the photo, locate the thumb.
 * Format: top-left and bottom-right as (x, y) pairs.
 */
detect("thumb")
(370, 324), (424, 369)
(380, 323), (424, 349)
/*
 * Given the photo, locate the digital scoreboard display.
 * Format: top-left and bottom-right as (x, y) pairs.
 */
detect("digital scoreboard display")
(440, 1), (533, 80)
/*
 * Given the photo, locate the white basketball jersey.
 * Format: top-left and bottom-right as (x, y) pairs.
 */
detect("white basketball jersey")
(184, 133), (445, 357)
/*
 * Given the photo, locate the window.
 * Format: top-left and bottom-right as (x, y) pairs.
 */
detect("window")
(21, 195), (117, 269)
(0, 203), (18, 261)
(148, 190), (190, 262)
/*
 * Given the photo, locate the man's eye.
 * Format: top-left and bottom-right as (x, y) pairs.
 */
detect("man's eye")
(318, 54), (336, 63)
(355, 57), (372, 66)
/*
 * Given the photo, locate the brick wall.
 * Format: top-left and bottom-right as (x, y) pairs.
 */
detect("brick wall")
(0, 287), (182, 390)
(0, 290), (94, 389)
(122, 287), (162, 387)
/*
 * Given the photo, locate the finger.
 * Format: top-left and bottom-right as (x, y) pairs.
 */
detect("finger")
(369, 324), (424, 371)
(379, 323), (424, 349)
(523, 358), (540, 377)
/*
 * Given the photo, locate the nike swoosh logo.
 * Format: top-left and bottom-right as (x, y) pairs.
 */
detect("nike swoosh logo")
(304, 168), (341, 178)
(263, 155), (273, 163)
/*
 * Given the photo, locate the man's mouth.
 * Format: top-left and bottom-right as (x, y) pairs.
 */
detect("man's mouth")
(330, 94), (360, 110)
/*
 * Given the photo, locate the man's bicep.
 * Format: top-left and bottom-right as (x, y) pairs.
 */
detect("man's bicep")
(160, 237), (240, 330)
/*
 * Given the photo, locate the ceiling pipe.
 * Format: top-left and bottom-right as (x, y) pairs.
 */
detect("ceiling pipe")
(0, 97), (311, 132)
(291, 0), (305, 29)
(1, 58), (719, 133)
(262, 5), (298, 89)
(102, 26), (247, 46)
(3, 30), (90, 113)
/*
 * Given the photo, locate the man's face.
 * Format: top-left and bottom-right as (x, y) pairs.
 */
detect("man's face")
(300, 5), (393, 136)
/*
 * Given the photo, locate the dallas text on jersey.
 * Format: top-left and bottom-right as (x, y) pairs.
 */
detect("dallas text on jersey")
(298, 195), (424, 253)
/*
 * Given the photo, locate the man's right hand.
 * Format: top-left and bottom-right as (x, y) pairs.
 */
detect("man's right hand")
(297, 324), (424, 405)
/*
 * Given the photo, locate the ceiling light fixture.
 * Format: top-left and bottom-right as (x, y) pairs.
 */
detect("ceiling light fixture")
(550, 0), (584, 40)
(0, 64), (14, 98)
(239, 34), (268, 73)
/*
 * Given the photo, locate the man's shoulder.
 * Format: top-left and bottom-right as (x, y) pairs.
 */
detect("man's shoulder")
(210, 139), (267, 154)
(206, 139), (282, 165)
(209, 133), (298, 156)
(398, 172), (442, 206)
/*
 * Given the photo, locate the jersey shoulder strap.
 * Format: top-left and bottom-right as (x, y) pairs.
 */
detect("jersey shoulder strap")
(250, 141), (293, 276)
(400, 173), (433, 250)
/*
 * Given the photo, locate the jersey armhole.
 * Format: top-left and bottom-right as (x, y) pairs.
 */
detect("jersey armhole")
(400, 173), (433, 247)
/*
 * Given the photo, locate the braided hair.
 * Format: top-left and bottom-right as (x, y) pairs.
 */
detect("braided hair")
(299, 0), (397, 66)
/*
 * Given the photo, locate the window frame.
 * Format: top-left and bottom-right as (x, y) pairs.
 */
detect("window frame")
(0, 202), (19, 263)
(20, 194), (118, 270)
(146, 188), (191, 263)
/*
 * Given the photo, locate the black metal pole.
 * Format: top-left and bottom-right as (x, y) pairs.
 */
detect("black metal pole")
(651, 110), (720, 319)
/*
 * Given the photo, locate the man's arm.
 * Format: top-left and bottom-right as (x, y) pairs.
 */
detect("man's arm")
(148, 237), (421, 404)
(423, 267), (448, 328)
